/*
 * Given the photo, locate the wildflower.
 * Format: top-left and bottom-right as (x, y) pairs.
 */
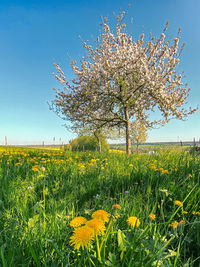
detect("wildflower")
(149, 213), (156, 220)
(80, 165), (85, 169)
(27, 186), (33, 190)
(41, 167), (46, 172)
(86, 219), (105, 235)
(165, 249), (177, 258)
(70, 226), (94, 250)
(124, 191), (129, 194)
(101, 166), (105, 170)
(188, 174), (192, 178)
(32, 166), (39, 171)
(182, 211), (188, 215)
(92, 210), (109, 223)
(112, 204), (121, 210)
(179, 220), (185, 225)
(169, 221), (179, 229)
(161, 169), (169, 174)
(127, 216), (140, 228)
(70, 217), (87, 228)
(159, 189), (169, 196)
(152, 260), (163, 266)
(129, 164), (133, 167)
(174, 200), (183, 206)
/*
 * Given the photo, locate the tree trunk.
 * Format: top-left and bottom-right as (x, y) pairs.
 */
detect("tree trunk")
(94, 131), (102, 153)
(124, 107), (131, 155)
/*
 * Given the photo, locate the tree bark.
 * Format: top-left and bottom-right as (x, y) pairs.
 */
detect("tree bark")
(94, 131), (102, 153)
(124, 107), (131, 155)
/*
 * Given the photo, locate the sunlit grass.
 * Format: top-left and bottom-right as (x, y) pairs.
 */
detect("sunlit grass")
(0, 146), (200, 266)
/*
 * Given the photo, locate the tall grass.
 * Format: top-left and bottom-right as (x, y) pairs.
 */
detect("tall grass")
(0, 147), (199, 266)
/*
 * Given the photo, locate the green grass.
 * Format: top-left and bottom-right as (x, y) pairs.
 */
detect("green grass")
(0, 147), (200, 266)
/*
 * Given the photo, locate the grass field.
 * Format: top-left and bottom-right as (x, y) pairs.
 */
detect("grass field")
(0, 146), (200, 266)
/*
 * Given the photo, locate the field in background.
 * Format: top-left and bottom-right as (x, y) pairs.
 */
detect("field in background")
(0, 146), (200, 266)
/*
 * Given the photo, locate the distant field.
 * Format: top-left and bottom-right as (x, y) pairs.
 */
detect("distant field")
(0, 146), (200, 266)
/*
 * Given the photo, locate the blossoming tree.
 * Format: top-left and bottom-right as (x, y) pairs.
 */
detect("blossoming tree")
(53, 12), (197, 154)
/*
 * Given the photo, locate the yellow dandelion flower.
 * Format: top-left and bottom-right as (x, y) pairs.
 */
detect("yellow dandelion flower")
(179, 220), (186, 225)
(70, 226), (94, 250)
(182, 211), (188, 215)
(169, 221), (179, 229)
(92, 210), (109, 223)
(188, 174), (192, 178)
(129, 164), (133, 167)
(112, 204), (121, 210)
(149, 213), (156, 220)
(70, 216), (87, 228)
(101, 166), (105, 170)
(127, 216), (140, 228)
(174, 200), (183, 206)
(86, 219), (105, 235)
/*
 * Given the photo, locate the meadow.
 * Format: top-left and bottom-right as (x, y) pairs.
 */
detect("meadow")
(0, 146), (200, 266)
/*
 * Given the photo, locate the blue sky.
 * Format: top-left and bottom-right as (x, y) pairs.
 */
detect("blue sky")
(0, 0), (199, 145)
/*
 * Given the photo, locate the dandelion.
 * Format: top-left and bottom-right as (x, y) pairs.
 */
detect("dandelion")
(129, 164), (133, 167)
(182, 211), (188, 214)
(70, 226), (94, 250)
(101, 166), (105, 170)
(70, 216), (87, 228)
(188, 174), (192, 178)
(92, 210), (109, 223)
(86, 219), (105, 235)
(169, 221), (179, 229)
(174, 200), (183, 206)
(32, 166), (39, 171)
(179, 220), (186, 225)
(112, 204), (121, 210)
(127, 216), (140, 228)
(80, 165), (85, 169)
(149, 213), (156, 220)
